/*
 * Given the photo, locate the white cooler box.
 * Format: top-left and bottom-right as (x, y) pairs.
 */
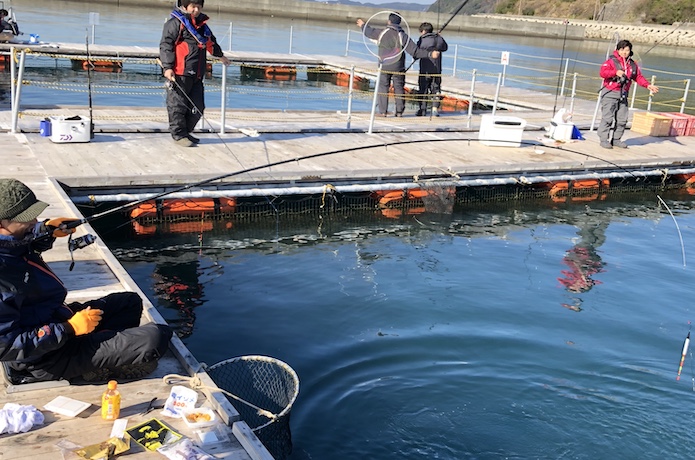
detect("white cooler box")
(49, 116), (91, 143)
(478, 114), (527, 147)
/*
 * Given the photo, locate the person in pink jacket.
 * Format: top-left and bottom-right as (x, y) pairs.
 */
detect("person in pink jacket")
(598, 40), (659, 149)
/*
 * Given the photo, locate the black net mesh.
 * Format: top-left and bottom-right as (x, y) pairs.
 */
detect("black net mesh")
(207, 356), (299, 460)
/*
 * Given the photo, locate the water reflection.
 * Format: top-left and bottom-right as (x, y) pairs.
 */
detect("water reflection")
(151, 255), (205, 338)
(558, 218), (608, 311)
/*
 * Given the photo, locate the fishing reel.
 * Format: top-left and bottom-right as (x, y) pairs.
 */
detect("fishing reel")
(68, 233), (97, 252)
(67, 233), (97, 272)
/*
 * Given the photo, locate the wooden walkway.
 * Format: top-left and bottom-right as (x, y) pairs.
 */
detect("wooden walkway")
(0, 135), (270, 459)
(1, 40), (694, 460)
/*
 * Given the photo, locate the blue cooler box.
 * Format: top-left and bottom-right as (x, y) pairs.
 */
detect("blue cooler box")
(39, 119), (51, 137)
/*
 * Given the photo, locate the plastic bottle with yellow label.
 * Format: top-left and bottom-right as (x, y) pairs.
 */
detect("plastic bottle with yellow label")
(101, 380), (121, 420)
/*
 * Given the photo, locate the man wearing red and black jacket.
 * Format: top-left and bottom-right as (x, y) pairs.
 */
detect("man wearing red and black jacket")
(159, 0), (230, 147)
(598, 40), (658, 149)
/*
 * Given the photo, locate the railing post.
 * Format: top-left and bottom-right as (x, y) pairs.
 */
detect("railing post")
(452, 44), (458, 77)
(368, 64), (382, 134)
(11, 49), (26, 134)
(467, 69), (476, 129)
(228, 22), (233, 51)
(590, 91), (601, 131)
(492, 72), (502, 116)
(10, 47), (15, 117)
(346, 65), (355, 129)
(560, 58), (569, 97)
(630, 79), (637, 108)
(345, 29), (350, 57)
(681, 79), (690, 114)
(647, 75), (656, 112)
(289, 26), (293, 54)
(569, 72), (577, 114)
(220, 62), (227, 134)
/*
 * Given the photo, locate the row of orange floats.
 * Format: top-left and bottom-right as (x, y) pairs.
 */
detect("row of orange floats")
(241, 65), (297, 81)
(547, 179), (610, 203)
(401, 87), (469, 112)
(70, 59), (123, 73)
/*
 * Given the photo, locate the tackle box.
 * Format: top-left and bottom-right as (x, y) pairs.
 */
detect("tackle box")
(49, 116), (91, 143)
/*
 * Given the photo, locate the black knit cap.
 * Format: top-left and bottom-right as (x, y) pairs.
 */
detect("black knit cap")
(0, 179), (48, 222)
(389, 13), (401, 25)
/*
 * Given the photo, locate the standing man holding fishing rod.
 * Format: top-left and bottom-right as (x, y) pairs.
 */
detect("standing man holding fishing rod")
(356, 13), (439, 117)
(160, 0), (230, 147)
(415, 22), (448, 117)
(598, 39), (658, 149)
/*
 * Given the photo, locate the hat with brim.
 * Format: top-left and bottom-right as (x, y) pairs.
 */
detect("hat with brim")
(0, 179), (49, 222)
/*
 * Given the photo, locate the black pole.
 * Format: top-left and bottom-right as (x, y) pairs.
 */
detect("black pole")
(437, 0), (470, 34)
(405, 0), (470, 73)
(85, 33), (95, 139)
(552, 19), (569, 116)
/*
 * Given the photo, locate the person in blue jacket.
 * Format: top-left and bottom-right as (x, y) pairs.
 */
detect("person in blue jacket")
(0, 179), (172, 384)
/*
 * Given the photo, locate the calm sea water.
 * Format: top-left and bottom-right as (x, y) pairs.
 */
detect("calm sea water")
(22, 1), (695, 457)
(5, 0), (695, 112)
(90, 192), (695, 459)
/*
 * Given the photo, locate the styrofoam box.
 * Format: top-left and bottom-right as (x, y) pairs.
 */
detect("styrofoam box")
(479, 114), (527, 147)
(181, 406), (217, 429)
(49, 116), (91, 143)
(549, 122), (574, 141)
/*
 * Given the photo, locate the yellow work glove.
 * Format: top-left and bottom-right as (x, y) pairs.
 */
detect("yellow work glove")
(45, 217), (80, 237)
(67, 307), (103, 336)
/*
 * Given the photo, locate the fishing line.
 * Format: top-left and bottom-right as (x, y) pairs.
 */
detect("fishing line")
(66, 137), (651, 232)
(656, 195), (687, 267)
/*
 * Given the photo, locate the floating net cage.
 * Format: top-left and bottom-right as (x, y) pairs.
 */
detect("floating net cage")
(206, 355), (299, 460)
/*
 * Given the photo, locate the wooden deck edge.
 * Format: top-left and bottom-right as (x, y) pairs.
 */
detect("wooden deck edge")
(45, 176), (261, 448)
(232, 421), (275, 460)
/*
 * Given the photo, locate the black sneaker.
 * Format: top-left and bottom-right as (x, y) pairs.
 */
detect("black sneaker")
(187, 134), (200, 144)
(416, 109), (425, 117)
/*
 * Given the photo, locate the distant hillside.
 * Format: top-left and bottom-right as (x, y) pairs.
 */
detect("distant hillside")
(327, 0), (694, 25)
(320, 0), (430, 12)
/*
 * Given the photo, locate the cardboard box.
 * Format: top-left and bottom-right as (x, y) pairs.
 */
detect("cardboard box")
(630, 112), (672, 136)
(49, 116), (91, 143)
(479, 114), (527, 147)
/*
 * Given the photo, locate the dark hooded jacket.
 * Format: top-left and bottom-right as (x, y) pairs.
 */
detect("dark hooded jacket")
(361, 23), (431, 72)
(159, 8), (225, 79)
(417, 32), (448, 75)
(0, 235), (74, 364)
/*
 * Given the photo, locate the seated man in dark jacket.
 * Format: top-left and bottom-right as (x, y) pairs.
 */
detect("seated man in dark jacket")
(0, 179), (172, 383)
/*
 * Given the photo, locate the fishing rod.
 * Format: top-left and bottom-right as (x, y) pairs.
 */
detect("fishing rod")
(57, 136), (661, 232)
(85, 32), (95, 139)
(552, 19), (570, 116)
(404, 0), (470, 73)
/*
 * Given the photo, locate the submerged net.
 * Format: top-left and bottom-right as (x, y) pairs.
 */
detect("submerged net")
(417, 182), (457, 214)
(206, 355), (299, 460)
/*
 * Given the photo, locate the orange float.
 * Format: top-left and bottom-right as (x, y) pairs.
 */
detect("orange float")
(548, 179), (610, 203)
(77, 59), (123, 73)
(264, 66), (297, 81)
(130, 197), (236, 220)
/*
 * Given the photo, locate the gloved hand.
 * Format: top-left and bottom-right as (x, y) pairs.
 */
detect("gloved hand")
(67, 307), (103, 336)
(44, 217), (80, 237)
